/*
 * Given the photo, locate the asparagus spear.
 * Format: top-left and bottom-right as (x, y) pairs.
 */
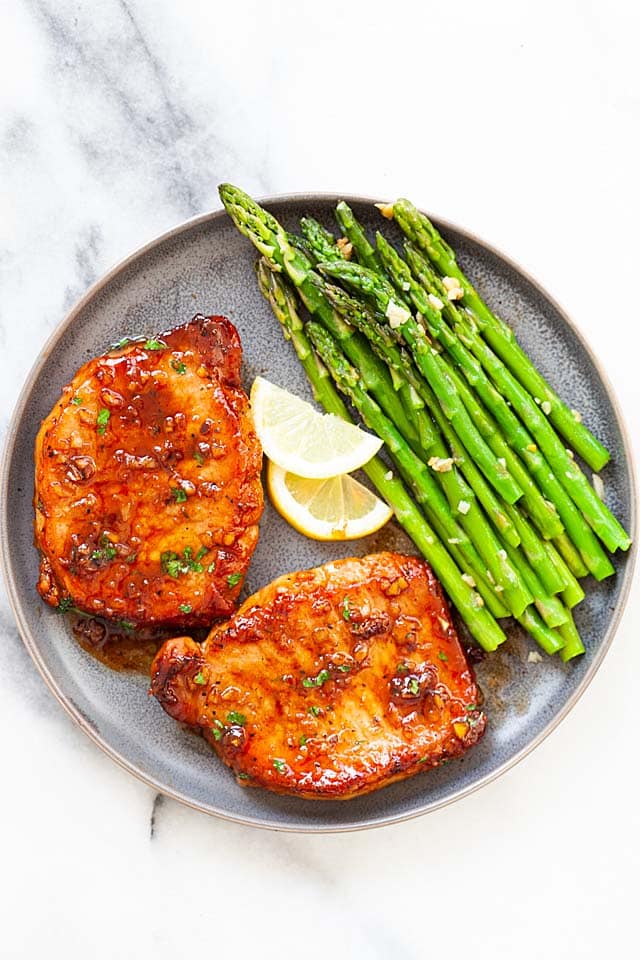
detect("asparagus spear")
(323, 281), (520, 548)
(557, 611), (586, 661)
(218, 185), (420, 451)
(456, 318), (631, 553)
(334, 200), (382, 272)
(391, 198), (610, 472)
(317, 259), (524, 506)
(305, 320), (534, 618)
(300, 217), (345, 263)
(386, 239), (615, 578)
(254, 258), (506, 649)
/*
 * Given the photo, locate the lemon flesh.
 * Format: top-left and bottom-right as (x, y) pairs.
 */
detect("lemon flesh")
(267, 461), (393, 541)
(251, 377), (382, 479)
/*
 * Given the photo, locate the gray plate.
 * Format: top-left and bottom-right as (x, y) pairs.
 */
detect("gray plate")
(1, 195), (636, 832)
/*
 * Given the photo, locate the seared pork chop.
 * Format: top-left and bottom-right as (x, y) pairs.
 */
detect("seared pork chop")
(150, 552), (485, 799)
(34, 315), (263, 628)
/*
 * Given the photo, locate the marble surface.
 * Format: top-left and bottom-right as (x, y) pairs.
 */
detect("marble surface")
(1, 1), (639, 957)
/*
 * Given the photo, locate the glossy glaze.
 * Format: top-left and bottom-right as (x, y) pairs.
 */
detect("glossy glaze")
(150, 552), (485, 800)
(34, 315), (263, 629)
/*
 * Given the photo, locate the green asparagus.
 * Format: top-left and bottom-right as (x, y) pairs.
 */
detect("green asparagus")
(391, 198), (610, 471)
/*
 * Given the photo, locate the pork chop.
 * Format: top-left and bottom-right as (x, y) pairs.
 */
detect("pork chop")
(150, 552), (485, 799)
(34, 314), (263, 628)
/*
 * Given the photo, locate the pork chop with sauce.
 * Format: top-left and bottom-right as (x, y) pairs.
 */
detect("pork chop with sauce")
(150, 552), (485, 799)
(34, 315), (263, 628)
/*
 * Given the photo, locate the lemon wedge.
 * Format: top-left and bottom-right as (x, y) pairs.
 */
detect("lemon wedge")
(250, 377), (382, 479)
(267, 461), (393, 541)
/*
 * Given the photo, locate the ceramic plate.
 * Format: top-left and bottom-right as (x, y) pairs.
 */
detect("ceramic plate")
(1, 195), (636, 832)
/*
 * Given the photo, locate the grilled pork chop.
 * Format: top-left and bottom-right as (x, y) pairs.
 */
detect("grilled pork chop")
(34, 315), (263, 628)
(150, 552), (485, 799)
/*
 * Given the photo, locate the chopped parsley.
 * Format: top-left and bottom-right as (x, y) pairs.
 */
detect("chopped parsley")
(342, 597), (351, 621)
(71, 396), (83, 405)
(211, 720), (224, 741)
(125, 552), (137, 564)
(194, 671), (206, 685)
(117, 619), (135, 632)
(207, 561), (216, 574)
(299, 735), (307, 747)
(337, 664), (351, 673)
(56, 597), (76, 614)
(466, 704), (477, 712)
(171, 487), (188, 503)
(226, 711), (247, 726)
(143, 338), (167, 350)
(91, 532), (117, 563)
(308, 706), (321, 717)
(161, 546), (207, 578)
(96, 408), (111, 436)
(237, 773), (250, 780)
(195, 546), (208, 562)
(396, 662), (409, 674)
(438, 651), (448, 662)
(303, 668), (331, 688)
(408, 678), (420, 695)
(170, 359), (187, 374)
(193, 450), (205, 466)
(179, 603), (192, 614)
(417, 757), (429, 764)
(227, 572), (242, 588)
(272, 759), (286, 773)
(114, 337), (130, 349)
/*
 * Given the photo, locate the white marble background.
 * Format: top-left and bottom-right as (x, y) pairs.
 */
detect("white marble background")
(1, 1), (639, 957)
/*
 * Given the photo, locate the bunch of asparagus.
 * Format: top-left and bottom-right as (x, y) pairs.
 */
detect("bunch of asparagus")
(219, 184), (632, 659)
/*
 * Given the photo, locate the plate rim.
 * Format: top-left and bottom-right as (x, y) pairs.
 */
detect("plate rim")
(1, 191), (637, 833)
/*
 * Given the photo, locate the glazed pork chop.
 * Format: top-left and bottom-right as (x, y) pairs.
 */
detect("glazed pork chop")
(150, 552), (485, 800)
(35, 315), (263, 628)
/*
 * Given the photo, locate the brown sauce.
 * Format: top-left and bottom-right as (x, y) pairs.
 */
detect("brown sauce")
(72, 614), (207, 674)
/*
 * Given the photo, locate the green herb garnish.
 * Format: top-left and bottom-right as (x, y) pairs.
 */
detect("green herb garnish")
(272, 759), (286, 773)
(207, 561), (216, 574)
(303, 668), (331, 688)
(308, 706), (321, 717)
(338, 664), (351, 673)
(211, 720), (224, 741)
(96, 408), (111, 436)
(161, 547), (205, 578)
(56, 597), (76, 614)
(193, 450), (205, 465)
(396, 662), (409, 674)
(227, 572), (242, 588)
(171, 488), (188, 503)
(408, 678), (420, 695)
(91, 532), (118, 563)
(237, 773), (250, 780)
(170, 359), (187, 374)
(342, 597), (351, 621)
(194, 671), (206, 685)
(299, 735), (307, 747)
(226, 711), (247, 726)
(438, 651), (448, 662)
(144, 338), (167, 350)
(114, 337), (130, 349)
(117, 619), (135, 632)
(72, 396), (83, 405)
(179, 603), (192, 614)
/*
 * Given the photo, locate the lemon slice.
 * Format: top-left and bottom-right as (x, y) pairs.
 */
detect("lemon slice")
(251, 377), (382, 479)
(267, 461), (393, 541)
